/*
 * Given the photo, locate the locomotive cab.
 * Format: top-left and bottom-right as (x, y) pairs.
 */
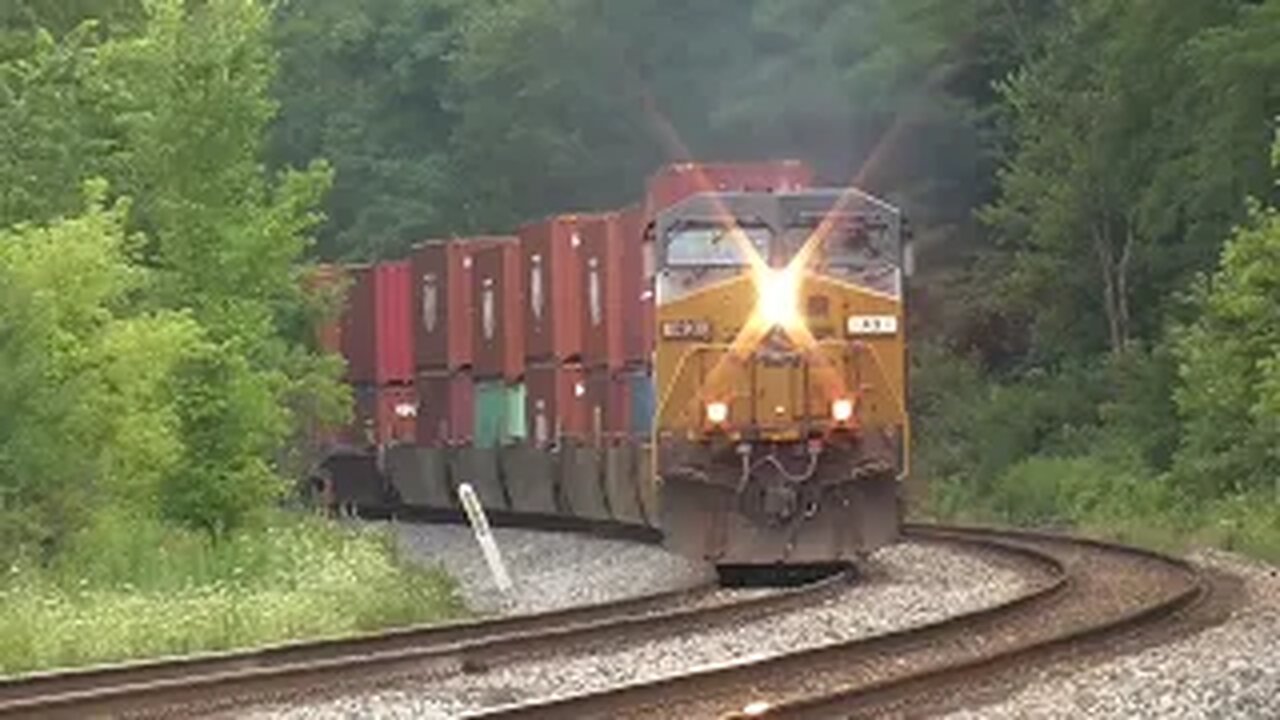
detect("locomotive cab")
(652, 189), (907, 566)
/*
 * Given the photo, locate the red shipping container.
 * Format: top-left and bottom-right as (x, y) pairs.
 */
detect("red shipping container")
(411, 237), (511, 371)
(340, 261), (414, 384)
(348, 383), (417, 447)
(644, 160), (814, 219)
(584, 368), (631, 441)
(471, 241), (525, 381)
(305, 264), (345, 355)
(519, 215), (595, 361)
(616, 207), (653, 366)
(581, 210), (648, 370)
(525, 362), (587, 447)
(416, 370), (474, 447)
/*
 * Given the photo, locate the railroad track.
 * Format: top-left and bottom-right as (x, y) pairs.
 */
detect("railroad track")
(0, 523), (1212, 719)
(471, 524), (1209, 719)
(0, 533), (850, 719)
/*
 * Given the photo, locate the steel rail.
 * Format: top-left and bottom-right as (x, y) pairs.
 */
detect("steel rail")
(470, 524), (1202, 720)
(741, 524), (1208, 719)
(0, 531), (852, 718)
(0, 513), (661, 712)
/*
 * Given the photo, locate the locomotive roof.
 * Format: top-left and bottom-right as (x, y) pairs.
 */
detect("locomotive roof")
(654, 187), (901, 242)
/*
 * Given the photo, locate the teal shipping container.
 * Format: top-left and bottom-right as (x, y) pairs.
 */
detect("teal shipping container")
(474, 380), (527, 448)
(627, 369), (654, 438)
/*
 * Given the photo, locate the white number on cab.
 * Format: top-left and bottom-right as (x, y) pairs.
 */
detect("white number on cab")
(846, 314), (898, 336)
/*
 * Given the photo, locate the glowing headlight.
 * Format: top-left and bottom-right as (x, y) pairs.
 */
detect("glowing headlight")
(757, 268), (801, 329)
(706, 401), (729, 424)
(831, 398), (854, 423)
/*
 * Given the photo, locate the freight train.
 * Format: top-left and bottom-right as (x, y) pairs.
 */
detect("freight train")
(312, 161), (909, 568)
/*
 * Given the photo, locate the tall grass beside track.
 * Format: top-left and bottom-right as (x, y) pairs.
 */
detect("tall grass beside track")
(924, 455), (1280, 564)
(0, 514), (467, 677)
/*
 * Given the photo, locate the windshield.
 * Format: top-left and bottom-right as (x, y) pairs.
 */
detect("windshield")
(785, 217), (894, 268)
(666, 224), (772, 266)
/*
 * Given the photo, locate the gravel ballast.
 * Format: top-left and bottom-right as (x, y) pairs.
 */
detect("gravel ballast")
(941, 549), (1280, 720)
(236, 540), (1030, 719)
(392, 523), (714, 614)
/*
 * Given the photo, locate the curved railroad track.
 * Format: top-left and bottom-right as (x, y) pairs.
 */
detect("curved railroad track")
(0, 521), (1215, 719)
(471, 524), (1210, 719)
(0, 516), (848, 720)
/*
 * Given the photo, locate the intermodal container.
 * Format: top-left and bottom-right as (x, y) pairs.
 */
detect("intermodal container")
(525, 362), (587, 447)
(626, 367), (655, 438)
(581, 208), (650, 370)
(305, 264), (345, 355)
(471, 241), (525, 381)
(349, 383), (417, 447)
(474, 380), (527, 449)
(644, 160), (814, 219)
(416, 369), (474, 447)
(579, 213), (622, 370)
(617, 206), (653, 366)
(340, 261), (414, 384)
(411, 237), (511, 371)
(584, 368), (630, 441)
(520, 215), (593, 362)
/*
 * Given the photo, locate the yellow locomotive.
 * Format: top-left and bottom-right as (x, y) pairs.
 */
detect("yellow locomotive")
(652, 188), (908, 566)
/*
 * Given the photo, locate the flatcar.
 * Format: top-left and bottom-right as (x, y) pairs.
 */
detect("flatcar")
(651, 187), (908, 566)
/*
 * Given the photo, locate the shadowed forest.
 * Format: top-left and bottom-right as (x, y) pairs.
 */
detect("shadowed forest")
(0, 0), (1278, 673)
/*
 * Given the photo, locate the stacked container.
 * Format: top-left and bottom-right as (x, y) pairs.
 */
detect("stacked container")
(469, 239), (527, 448)
(337, 261), (417, 447)
(525, 363), (587, 447)
(520, 214), (594, 447)
(578, 210), (653, 443)
(303, 264), (346, 447)
(410, 238), (508, 447)
(305, 263), (345, 356)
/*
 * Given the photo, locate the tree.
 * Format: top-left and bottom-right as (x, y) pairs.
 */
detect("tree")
(269, 0), (463, 259)
(1173, 141), (1280, 497)
(0, 185), (204, 559)
(0, 24), (114, 228)
(0, 0), (343, 546)
(982, 0), (1274, 361)
(91, 0), (340, 533)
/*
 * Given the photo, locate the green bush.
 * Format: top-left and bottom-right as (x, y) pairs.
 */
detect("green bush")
(911, 345), (1109, 496)
(0, 514), (467, 676)
(987, 455), (1170, 527)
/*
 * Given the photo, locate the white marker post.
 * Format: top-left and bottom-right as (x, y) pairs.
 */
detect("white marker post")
(456, 483), (515, 604)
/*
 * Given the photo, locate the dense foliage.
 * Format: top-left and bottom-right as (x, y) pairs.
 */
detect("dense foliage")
(266, 0), (1280, 555)
(0, 1), (348, 556)
(0, 1), (464, 673)
(2, 0), (1279, 671)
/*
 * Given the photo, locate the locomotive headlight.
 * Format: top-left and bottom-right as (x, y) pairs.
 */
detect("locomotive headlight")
(757, 267), (801, 329)
(706, 401), (729, 425)
(831, 398), (854, 423)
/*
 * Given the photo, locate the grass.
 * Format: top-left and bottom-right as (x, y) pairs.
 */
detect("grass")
(921, 455), (1280, 565)
(0, 512), (468, 677)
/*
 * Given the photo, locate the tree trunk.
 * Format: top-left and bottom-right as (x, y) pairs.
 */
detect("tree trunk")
(1093, 225), (1123, 354)
(1116, 223), (1135, 350)
(1093, 219), (1134, 355)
